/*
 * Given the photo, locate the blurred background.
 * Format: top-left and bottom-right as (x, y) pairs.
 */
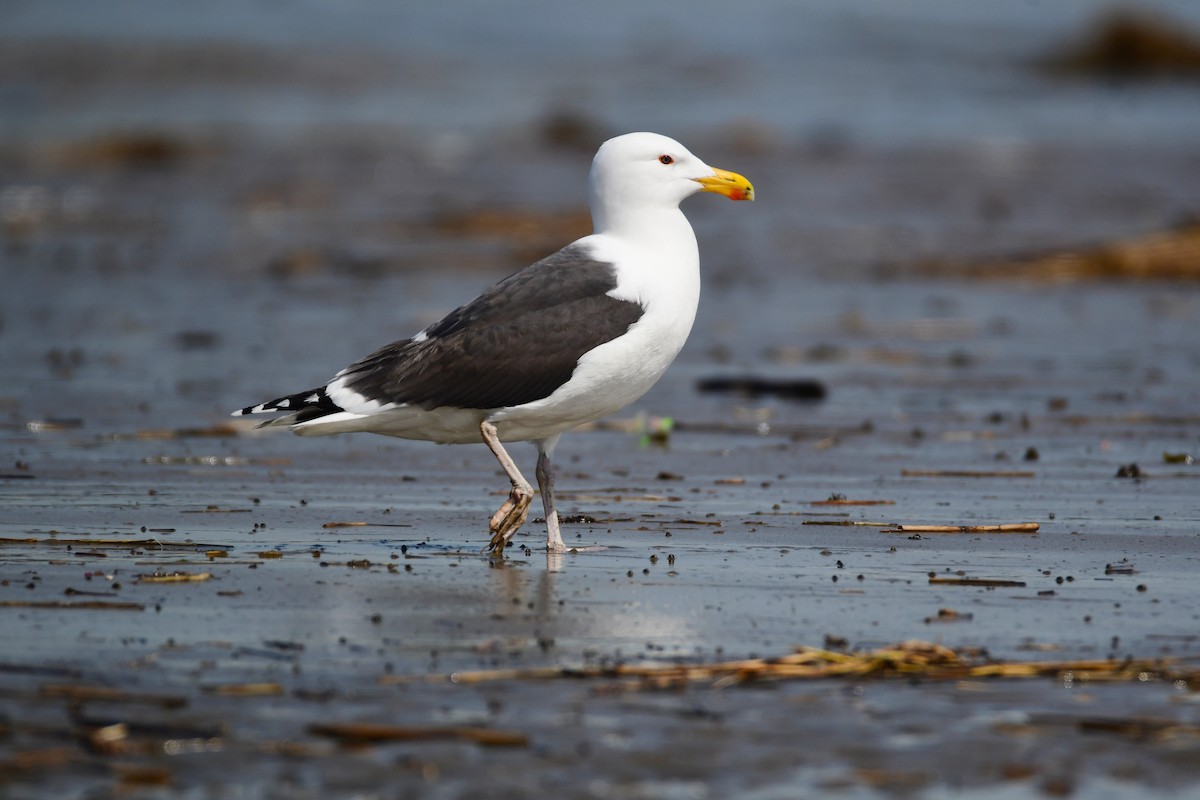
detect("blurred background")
(6, 1), (1200, 144)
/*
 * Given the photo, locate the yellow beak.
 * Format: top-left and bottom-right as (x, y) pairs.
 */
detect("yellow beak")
(694, 168), (755, 202)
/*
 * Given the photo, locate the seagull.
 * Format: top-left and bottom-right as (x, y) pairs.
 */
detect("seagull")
(233, 132), (753, 554)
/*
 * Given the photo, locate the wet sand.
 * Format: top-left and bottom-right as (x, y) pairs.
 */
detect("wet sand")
(3, 133), (1200, 797)
(4, 4), (1200, 794)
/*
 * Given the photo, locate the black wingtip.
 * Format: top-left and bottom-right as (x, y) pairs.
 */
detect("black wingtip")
(234, 387), (341, 419)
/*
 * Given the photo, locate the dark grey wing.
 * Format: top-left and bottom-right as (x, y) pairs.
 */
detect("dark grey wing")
(340, 245), (645, 410)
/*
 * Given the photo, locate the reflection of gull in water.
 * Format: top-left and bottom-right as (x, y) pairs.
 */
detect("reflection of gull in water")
(483, 550), (708, 661)
(233, 132), (752, 554)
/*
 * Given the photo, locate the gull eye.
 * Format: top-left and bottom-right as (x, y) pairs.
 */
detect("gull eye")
(658, 154), (674, 165)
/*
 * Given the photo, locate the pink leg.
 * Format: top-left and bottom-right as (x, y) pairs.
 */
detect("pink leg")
(480, 420), (532, 552)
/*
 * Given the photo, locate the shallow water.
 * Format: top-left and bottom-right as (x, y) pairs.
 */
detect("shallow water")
(5, 169), (1200, 794)
(3, 3), (1200, 797)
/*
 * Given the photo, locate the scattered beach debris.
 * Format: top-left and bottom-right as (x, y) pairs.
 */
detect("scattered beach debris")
(1040, 10), (1200, 81)
(309, 721), (529, 748)
(384, 639), (1194, 688)
(0, 537), (227, 550)
(901, 469), (1035, 479)
(25, 418), (84, 432)
(883, 523), (1039, 534)
(696, 375), (827, 401)
(40, 684), (187, 708)
(427, 206), (592, 266)
(928, 578), (1027, 588)
(537, 108), (610, 152)
(136, 571), (212, 584)
(811, 497), (895, 507)
(202, 682), (285, 697)
(920, 221), (1200, 282)
(0, 600), (144, 611)
(47, 132), (192, 168)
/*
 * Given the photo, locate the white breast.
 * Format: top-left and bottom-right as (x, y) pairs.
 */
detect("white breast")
(490, 218), (701, 442)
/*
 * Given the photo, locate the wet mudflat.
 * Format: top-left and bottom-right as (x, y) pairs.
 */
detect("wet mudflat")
(5, 3), (1200, 797)
(4, 139), (1200, 797)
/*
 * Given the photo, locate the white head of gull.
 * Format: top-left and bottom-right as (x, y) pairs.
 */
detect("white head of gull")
(234, 132), (753, 554)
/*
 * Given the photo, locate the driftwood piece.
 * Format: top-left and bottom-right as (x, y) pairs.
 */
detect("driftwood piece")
(884, 523), (1040, 534)
(310, 721), (528, 747)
